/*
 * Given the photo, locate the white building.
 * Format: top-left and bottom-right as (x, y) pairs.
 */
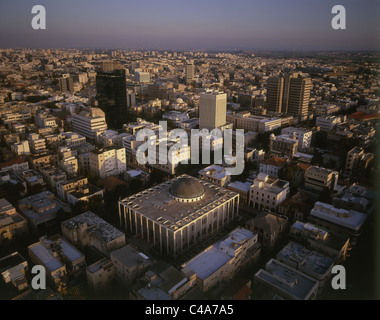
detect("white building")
(315, 104), (341, 116)
(249, 173), (290, 211)
(181, 228), (260, 292)
(134, 71), (150, 83)
(304, 166), (339, 192)
(89, 147), (126, 179)
(11, 140), (30, 155)
(198, 165), (230, 187)
(28, 133), (46, 153)
(316, 115), (345, 132)
(72, 108), (107, 140)
(281, 127), (312, 149)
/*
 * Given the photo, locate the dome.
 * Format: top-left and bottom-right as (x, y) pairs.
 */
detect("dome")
(169, 177), (205, 200)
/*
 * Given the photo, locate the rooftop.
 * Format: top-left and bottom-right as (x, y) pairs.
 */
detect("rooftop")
(310, 201), (367, 231)
(255, 259), (318, 300)
(28, 243), (64, 272)
(61, 211), (124, 243)
(181, 228), (254, 280)
(110, 245), (149, 268)
(120, 174), (238, 231)
(276, 241), (334, 276)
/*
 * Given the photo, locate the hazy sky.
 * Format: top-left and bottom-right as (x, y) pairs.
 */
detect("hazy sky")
(0, 0), (379, 51)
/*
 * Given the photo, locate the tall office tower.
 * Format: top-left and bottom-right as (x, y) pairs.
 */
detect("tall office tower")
(199, 91), (227, 131)
(280, 73), (300, 114)
(185, 60), (195, 83)
(59, 75), (74, 93)
(287, 74), (312, 119)
(96, 61), (127, 129)
(266, 76), (284, 114)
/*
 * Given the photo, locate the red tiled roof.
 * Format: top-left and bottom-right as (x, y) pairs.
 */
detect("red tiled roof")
(233, 285), (253, 300)
(0, 157), (26, 168)
(261, 156), (286, 168)
(348, 111), (380, 120)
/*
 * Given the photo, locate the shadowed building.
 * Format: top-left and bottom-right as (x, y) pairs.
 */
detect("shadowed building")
(96, 61), (127, 129)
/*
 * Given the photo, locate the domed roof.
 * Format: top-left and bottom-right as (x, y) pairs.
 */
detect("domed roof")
(169, 177), (205, 199)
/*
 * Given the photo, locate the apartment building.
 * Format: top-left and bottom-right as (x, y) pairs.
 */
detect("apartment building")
(89, 147), (126, 179)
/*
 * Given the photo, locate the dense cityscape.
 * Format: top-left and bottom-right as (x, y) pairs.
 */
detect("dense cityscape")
(0, 47), (378, 301)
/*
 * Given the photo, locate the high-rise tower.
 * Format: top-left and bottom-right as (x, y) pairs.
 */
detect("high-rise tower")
(96, 61), (127, 129)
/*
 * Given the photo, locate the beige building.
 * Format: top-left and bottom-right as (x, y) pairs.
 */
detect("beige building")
(86, 258), (115, 291)
(89, 147), (126, 179)
(0, 198), (28, 244)
(199, 91), (227, 131)
(266, 76), (284, 113)
(110, 245), (151, 287)
(57, 177), (88, 202)
(249, 173), (290, 212)
(304, 166), (339, 193)
(119, 174), (239, 258)
(226, 112), (282, 133)
(269, 133), (299, 158)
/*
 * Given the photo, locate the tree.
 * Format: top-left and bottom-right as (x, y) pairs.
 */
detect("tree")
(88, 195), (104, 213)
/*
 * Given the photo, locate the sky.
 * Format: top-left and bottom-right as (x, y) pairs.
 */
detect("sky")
(0, 0), (379, 51)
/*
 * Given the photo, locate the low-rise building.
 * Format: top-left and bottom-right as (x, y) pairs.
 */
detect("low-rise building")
(249, 173), (290, 211)
(61, 211), (126, 256)
(281, 127), (312, 149)
(246, 211), (287, 253)
(254, 258), (319, 300)
(308, 201), (367, 245)
(0, 199), (28, 244)
(304, 166), (339, 193)
(181, 228), (260, 292)
(86, 258), (115, 291)
(0, 252), (28, 294)
(198, 164), (230, 187)
(276, 241), (334, 288)
(227, 181), (252, 206)
(259, 156), (287, 178)
(110, 245), (151, 287)
(269, 133), (298, 158)
(289, 221), (350, 263)
(17, 190), (70, 233)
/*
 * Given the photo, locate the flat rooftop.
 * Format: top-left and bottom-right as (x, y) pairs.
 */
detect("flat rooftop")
(120, 174), (238, 231)
(28, 243), (64, 272)
(311, 202), (367, 231)
(86, 258), (112, 274)
(111, 245), (149, 268)
(182, 228), (254, 281)
(255, 259), (318, 300)
(0, 252), (26, 273)
(276, 241), (334, 276)
(228, 181), (252, 192)
(62, 211), (124, 243)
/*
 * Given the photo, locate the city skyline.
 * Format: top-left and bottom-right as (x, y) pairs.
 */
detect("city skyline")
(0, 0), (380, 51)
